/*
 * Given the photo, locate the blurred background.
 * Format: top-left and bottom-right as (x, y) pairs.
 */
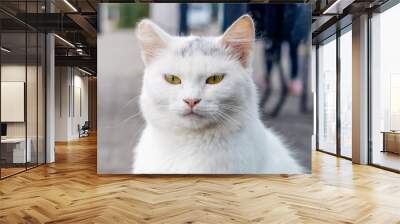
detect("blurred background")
(98, 3), (312, 173)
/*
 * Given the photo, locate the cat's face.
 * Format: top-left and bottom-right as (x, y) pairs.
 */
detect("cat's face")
(137, 15), (256, 131)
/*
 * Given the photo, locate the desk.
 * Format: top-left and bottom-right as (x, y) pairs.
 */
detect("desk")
(382, 131), (400, 154)
(1, 138), (31, 163)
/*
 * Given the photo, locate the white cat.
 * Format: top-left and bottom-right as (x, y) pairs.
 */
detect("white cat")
(133, 15), (302, 174)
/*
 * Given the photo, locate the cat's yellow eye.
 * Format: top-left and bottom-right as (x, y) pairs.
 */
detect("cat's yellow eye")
(206, 74), (224, 84)
(164, 74), (182, 85)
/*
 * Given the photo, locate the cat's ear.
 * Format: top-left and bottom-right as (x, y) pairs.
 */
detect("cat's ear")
(219, 15), (255, 67)
(136, 19), (172, 65)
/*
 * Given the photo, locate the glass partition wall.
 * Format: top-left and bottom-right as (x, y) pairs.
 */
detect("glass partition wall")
(317, 35), (337, 155)
(315, 0), (400, 172)
(0, 30), (27, 177)
(339, 27), (352, 159)
(0, 3), (46, 179)
(316, 26), (353, 159)
(370, 3), (400, 171)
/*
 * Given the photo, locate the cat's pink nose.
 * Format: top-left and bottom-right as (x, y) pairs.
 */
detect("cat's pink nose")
(183, 98), (201, 109)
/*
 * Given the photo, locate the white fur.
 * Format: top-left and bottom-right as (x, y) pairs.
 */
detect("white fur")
(133, 16), (302, 174)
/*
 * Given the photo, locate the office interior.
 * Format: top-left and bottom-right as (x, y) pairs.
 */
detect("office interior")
(1, 0), (397, 180)
(313, 0), (400, 172)
(0, 0), (399, 178)
(0, 0), (400, 222)
(0, 0), (97, 179)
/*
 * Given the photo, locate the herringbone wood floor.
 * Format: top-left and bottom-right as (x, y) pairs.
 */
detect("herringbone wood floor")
(1, 135), (400, 224)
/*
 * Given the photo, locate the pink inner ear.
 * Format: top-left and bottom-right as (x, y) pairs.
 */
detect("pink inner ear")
(221, 18), (254, 67)
(225, 41), (252, 66)
(137, 20), (170, 65)
(141, 40), (166, 65)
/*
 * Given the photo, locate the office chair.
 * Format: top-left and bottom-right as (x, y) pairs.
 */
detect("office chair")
(79, 121), (90, 138)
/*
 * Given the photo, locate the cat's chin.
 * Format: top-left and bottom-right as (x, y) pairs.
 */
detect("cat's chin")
(174, 114), (217, 131)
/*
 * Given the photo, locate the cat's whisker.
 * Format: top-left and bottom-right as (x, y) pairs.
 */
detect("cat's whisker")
(219, 107), (254, 120)
(214, 111), (241, 130)
(104, 112), (143, 129)
(219, 103), (244, 108)
(120, 95), (140, 110)
(206, 114), (228, 149)
(219, 104), (249, 112)
(196, 109), (218, 113)
(213, 114), (230, 134)
(222, 112), (242, 128)
(218, 104), (256, 119)
(113, 95), (142, 118)
(207, 116), (225, 150)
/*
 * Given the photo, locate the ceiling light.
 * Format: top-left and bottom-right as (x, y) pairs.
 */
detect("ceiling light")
(54, 34), (75, 48)
(1, 47), (11, 53)
(322, 0), (354, 15)
(78, 67), (93, 76)
(63, 0), (78, 12)
(323, 0), (340, 14)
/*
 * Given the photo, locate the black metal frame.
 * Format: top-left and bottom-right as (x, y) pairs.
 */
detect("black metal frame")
(336, 20), (341, 159)
(367, 10), (373, 166)
(0, 0), (47, 180)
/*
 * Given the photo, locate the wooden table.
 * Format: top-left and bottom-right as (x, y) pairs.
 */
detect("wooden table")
(381, 131), (400, 154)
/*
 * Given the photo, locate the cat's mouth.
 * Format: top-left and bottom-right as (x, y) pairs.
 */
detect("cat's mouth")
(182, 110), (204, 118)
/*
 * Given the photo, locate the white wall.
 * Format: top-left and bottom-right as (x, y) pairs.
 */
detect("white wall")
(1, 65), (39, 138)
(72, 73), (89, 138)
(1, 64), (46, 163)
(1, 66), (26, 132)
(1, 82), (25, 122)
(55, 66), (69, 141)
(55, 67), (89, 141)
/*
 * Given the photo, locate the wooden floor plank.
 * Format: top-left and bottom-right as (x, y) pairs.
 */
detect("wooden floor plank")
(0, 135), (400, 223)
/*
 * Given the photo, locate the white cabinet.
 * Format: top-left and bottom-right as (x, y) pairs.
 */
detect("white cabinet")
(1, 138), (32, 163)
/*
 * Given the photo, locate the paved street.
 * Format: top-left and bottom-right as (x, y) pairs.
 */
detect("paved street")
(262, 94), (313, 172)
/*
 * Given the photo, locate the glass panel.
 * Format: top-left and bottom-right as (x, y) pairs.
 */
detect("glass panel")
(318, 37), (337, 154)
(27, 31), (38, 169)
(38, 32), (45, 165)
(1, 30), (27, 177)
(26, 0), (39, 169)
(0, 1), (46, 178)
(340, 29), (352, 158)
(371, 4), (400, 171)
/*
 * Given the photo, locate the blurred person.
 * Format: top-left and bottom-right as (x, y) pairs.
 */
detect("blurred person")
(249, 4), (310, 117)
(179, 3), (189, 35)
(222, 4), (248, 31)
(249, 4), (285, 117)
(287, 5), (311, 113)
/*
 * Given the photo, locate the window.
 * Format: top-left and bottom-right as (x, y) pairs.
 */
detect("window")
(339, 28), (352, 158)
(317, 36), (337, 154)
(370, 3), (400, 171)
